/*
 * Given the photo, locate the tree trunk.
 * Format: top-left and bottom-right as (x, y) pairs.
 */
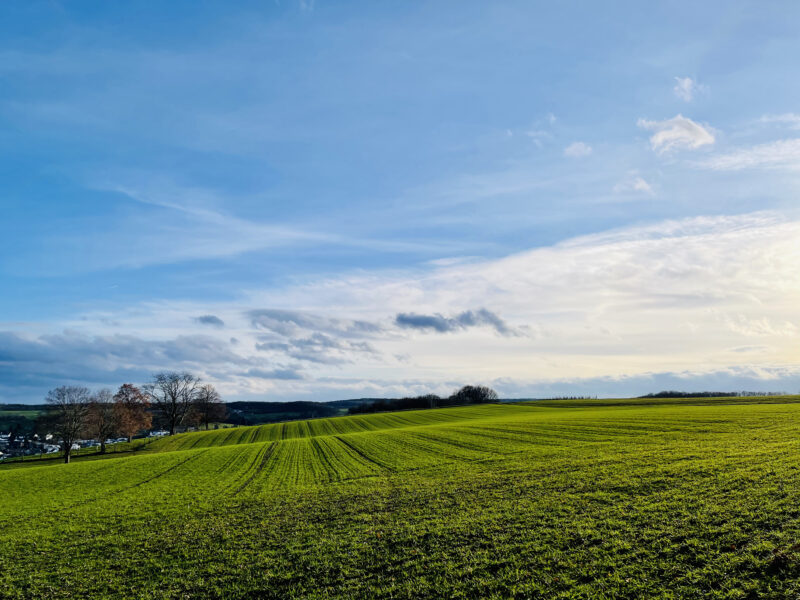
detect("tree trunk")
(63, 447), (71, 464)
(169, 423), (175, 435)
(100, 440), (106, 454)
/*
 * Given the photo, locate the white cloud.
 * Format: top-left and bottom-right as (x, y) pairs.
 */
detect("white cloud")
(525, 129), (550, 139)
(759, 113), (800, 130)
(5, 177), (452, 276)
(637, 114), (715, 153)
(673, 77), (704, 102)
(721, 314), (798, 337)
(10, 211), (796, 401)
(698, 138), (800, 171)
(564, 141), (592, 157)
(517, 113), (558, 146)
(613, 175), (654, 196)
(524, 129), (552, 148)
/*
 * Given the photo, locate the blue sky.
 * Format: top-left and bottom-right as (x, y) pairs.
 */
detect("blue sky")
(2, 1), (800, 403)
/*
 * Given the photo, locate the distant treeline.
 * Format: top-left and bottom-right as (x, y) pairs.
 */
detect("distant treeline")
(227, 401), (338, 425)
(349, 386), (498, 415)
(639, 390), (788, 398)
(0, 405), (46, 437)
(226, 399), (377, 425)
(530, 396), (596, 401)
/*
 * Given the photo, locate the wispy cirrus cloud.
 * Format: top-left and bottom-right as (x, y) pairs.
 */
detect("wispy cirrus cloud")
(255, 333), (379, 366)
(248, 309), (383, 338)
(3, 175), (459, 276)
(758, 113), (800, 130)
(698, 138), (800, 171)
(721, 314), (798, 337)
(249, 309), (384, 366)
(244, 367), (305, 381)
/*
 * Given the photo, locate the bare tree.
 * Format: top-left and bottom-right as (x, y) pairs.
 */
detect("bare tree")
(45, 386), (91, 464)
(144, 372), (200, 435)
(192, 384), (226, 430)
(113, 383), (152, 442)
(449, 385), (499, 405)
(84, 389), (117, 454)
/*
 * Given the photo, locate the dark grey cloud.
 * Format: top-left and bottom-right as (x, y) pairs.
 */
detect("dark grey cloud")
(395, 308), (518, 336)
(195, 314), (225, 327)
(0, 330), (260, 403)
(395, 313), (453, 333)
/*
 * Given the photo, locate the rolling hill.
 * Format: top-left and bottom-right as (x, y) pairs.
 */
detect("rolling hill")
(3, 397), (800, 598)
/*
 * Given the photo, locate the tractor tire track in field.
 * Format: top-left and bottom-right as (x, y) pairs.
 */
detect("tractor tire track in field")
(215, 447), (247, 474)
(181, 433), (212, 451)
(334, 436), (395, 473)
(232, 442), (277, 496)
(224, 442), (271, 495)
(127, 450), (208, 490)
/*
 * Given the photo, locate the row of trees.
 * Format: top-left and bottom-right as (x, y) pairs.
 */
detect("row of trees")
(45, 371), (225, 463)
(145, 372), (225, 435)
(639, 390), (788, 398)
(349, 385), (499, 415)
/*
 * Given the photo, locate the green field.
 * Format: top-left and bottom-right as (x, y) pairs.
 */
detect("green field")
(0, 409), (43, 418)
(3, 397), (800, 598)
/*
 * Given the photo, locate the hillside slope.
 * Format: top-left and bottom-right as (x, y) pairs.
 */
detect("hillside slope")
(3, 398), (800, 598)
(146, 403), (530, 452)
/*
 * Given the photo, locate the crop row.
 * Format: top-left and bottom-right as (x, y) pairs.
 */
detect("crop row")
(4, 399), (800, 598)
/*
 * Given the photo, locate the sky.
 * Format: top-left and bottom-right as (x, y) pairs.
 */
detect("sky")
(2, 1), (800, 403)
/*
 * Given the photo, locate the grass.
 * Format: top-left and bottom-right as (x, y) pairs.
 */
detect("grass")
(0, 437), (157, 468)
(0, 409), (44, 418)
(3, 397), (800, 598)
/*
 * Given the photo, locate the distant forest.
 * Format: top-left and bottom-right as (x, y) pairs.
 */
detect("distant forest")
(226, 399), (366, 425)
(348, 386), (498, 415)
(639, 390), (788, 398)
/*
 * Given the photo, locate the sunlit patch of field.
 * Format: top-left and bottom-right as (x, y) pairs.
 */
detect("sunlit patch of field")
(3, 397), (800, 598)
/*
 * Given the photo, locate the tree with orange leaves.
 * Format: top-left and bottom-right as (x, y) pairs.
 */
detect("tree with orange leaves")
(113, 383), (152, 442)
